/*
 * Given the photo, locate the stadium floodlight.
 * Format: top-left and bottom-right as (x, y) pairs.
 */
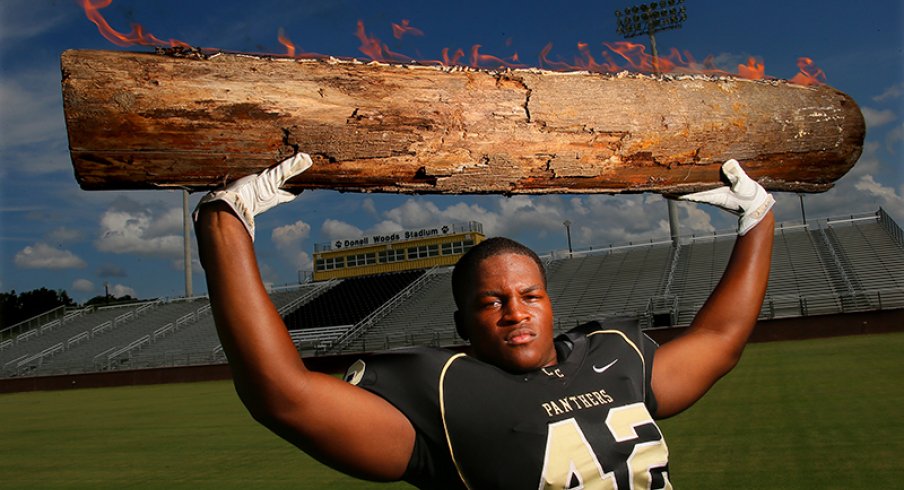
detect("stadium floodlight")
(615, 0), (687, 74)
(615, 0), (687, 39)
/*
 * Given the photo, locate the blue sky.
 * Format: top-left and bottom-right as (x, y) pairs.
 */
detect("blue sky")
(1, 0), (902, 303)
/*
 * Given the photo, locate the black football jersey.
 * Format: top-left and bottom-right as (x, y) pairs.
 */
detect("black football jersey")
(346, 319), (671, 489)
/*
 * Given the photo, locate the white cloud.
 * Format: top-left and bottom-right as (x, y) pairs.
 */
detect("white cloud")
(272, 220), (312, 249)
(292, 251), (313, 271)
(72, 279), (95, 293)
(321, 219), (364, 240)
(271, 220), (314, 270)
(109, 284), (137, 298)
(369, 219), (405, 234)
(678, 201), (719, 234)
(14, 242), (86, 269)
(874, 83), (904, 102)
(383, 199), (443, 227)
(431, 201), (500, 234)
(361, 197), (378, 216)
(786, 142), (904, 221)
(886, 123), (904, 154)
(96, 208), (183, 259)
(854, 175), (904, 211)
(145, 207), (185, 237)
(861, 107), (897, 129)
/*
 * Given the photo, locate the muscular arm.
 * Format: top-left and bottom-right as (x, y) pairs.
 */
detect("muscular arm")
(197, 202), (415, 480)
(651, 211), (774, 418)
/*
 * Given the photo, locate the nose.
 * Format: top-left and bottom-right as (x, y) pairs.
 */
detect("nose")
(500, 299), (530, 325)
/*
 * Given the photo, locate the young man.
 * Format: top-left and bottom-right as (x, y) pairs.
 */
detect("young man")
(194, 153), (774, 488)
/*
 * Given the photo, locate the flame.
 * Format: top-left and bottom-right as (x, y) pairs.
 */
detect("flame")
(604, 41), (660, 73)
(442, 47), (466, 66)
(79, 0), (188, 48)
(469, 44), (523, 69)
(539, 43), (576, 71)
(737, 57), (766, 80)
(356, 20), (415, 63)
(277, 28), (296, 58)
(790, 57), (827, 86)
(80, 3), (825, 86)
(391, 19), (424, 40)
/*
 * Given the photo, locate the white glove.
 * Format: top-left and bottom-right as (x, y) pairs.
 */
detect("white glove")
(193, 153), (313, 240)
(679, 159), (775, 235)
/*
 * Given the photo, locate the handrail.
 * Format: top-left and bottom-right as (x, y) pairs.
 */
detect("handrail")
(16, 328), (39, 343)
(154, 322), (176, 340)
(175, 312), (195, 326)
(67, 331), (90, 347)
(91, 320), (114, 336)
(41, 319), (61, 333)
(108, 335), (151, 360)
(4, 354), (29, 369)
(329, 268), (440, 353)
(113, 311), (134, 326)
(277, 280), (338, 316)
(16, 342), (65, 368)
(93, 346), (119, 364)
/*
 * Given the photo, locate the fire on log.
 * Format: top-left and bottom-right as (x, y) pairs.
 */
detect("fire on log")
(60, 49), (865, 195)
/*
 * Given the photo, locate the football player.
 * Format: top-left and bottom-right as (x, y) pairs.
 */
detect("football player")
(194, 153), (774, 488)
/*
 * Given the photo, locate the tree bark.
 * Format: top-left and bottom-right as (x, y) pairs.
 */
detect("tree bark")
(61, 49), (865, 194)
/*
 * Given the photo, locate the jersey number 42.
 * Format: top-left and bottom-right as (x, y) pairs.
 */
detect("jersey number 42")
(538, 402), (672, 490)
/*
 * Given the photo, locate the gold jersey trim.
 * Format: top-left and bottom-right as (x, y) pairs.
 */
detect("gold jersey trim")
(438, 352), (472, 490)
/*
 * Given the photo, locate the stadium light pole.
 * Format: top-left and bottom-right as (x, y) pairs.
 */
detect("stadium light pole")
(563, 220), (573, 258)
(183, 189), (193, 298)
(799, 193), (808, 225)
(615, 0), (687, 245)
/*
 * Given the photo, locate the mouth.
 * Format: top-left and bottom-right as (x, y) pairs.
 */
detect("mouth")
(505, 327), (537, 346)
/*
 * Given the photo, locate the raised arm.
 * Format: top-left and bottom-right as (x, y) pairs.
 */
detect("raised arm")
(195, 155), (414, 480)
(651, 160), (775, 418)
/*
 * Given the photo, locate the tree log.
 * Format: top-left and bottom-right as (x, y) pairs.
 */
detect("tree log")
(61, 49), (865, 194)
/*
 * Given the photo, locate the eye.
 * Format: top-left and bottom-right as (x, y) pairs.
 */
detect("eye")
(481, 299), (501, 309)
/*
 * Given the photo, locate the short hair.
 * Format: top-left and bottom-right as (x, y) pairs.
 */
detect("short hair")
(451, 237), (546, 309)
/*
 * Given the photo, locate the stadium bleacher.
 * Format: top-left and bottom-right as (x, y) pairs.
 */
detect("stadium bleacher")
(2, 209), (902, 378)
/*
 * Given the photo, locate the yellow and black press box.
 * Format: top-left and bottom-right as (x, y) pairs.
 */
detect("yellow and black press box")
(312, 222), (485, 281)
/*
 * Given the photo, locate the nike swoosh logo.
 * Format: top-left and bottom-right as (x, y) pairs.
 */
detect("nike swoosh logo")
(593, 359), (618, 374)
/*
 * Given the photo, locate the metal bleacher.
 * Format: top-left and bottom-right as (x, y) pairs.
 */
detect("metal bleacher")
(0, 282), (333, 377)
(547, 241), (675, 329)
(1, 302), (158, 376)
(331, 268), (457, 353)
(3, 208), (902, 377)
(326, 209), (904, 355)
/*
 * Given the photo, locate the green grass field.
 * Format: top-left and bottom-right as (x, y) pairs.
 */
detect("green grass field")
(1, 332), (902, 489)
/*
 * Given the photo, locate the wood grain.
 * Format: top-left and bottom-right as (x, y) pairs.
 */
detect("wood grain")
(61, 49), (865, 194)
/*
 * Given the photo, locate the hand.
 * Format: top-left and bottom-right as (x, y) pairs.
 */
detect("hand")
(679, 159), (775, 235)
(193, 153), (313, 240)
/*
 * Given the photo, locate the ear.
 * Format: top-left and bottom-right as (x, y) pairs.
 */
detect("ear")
(453, 310), (469, 341)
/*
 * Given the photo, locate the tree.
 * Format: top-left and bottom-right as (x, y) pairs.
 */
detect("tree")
(0, 288), (77, 329)
(84, 293), (137, 308)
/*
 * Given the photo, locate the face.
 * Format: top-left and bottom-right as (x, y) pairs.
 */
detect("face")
(455, 253), (557, 373)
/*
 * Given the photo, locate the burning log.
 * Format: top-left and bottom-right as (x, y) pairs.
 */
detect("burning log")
(61, 49), (864, 194)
